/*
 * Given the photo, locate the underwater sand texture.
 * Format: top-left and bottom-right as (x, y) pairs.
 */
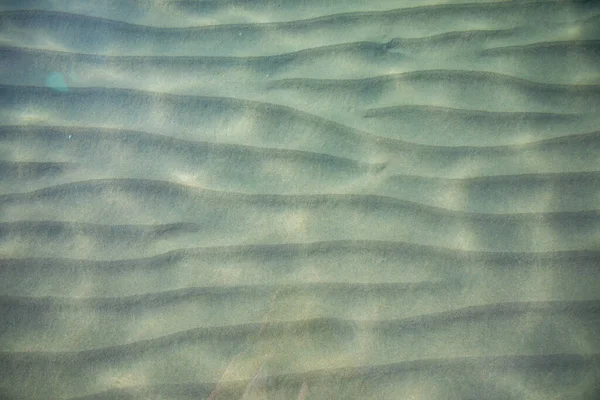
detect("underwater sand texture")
(1, 1), (599, 399)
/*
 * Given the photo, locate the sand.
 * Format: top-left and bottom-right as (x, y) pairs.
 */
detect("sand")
(1, 1), (599, 399)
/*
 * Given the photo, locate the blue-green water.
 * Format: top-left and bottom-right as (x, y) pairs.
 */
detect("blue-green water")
(0, 1), (599, 399)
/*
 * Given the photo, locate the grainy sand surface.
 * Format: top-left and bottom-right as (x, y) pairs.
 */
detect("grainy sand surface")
(1, 1), (599, 399)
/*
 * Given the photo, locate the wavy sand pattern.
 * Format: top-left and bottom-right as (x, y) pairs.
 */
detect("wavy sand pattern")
(1, 1), (599, 399)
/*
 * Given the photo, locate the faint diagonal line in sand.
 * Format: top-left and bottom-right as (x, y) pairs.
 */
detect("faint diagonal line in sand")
(207, 288), (282, 399)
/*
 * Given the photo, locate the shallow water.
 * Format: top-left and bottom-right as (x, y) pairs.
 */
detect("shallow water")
(1, 1), (599, 399)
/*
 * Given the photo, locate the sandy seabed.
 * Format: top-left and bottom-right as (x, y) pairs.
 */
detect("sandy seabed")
(1, 1), (599, 399)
